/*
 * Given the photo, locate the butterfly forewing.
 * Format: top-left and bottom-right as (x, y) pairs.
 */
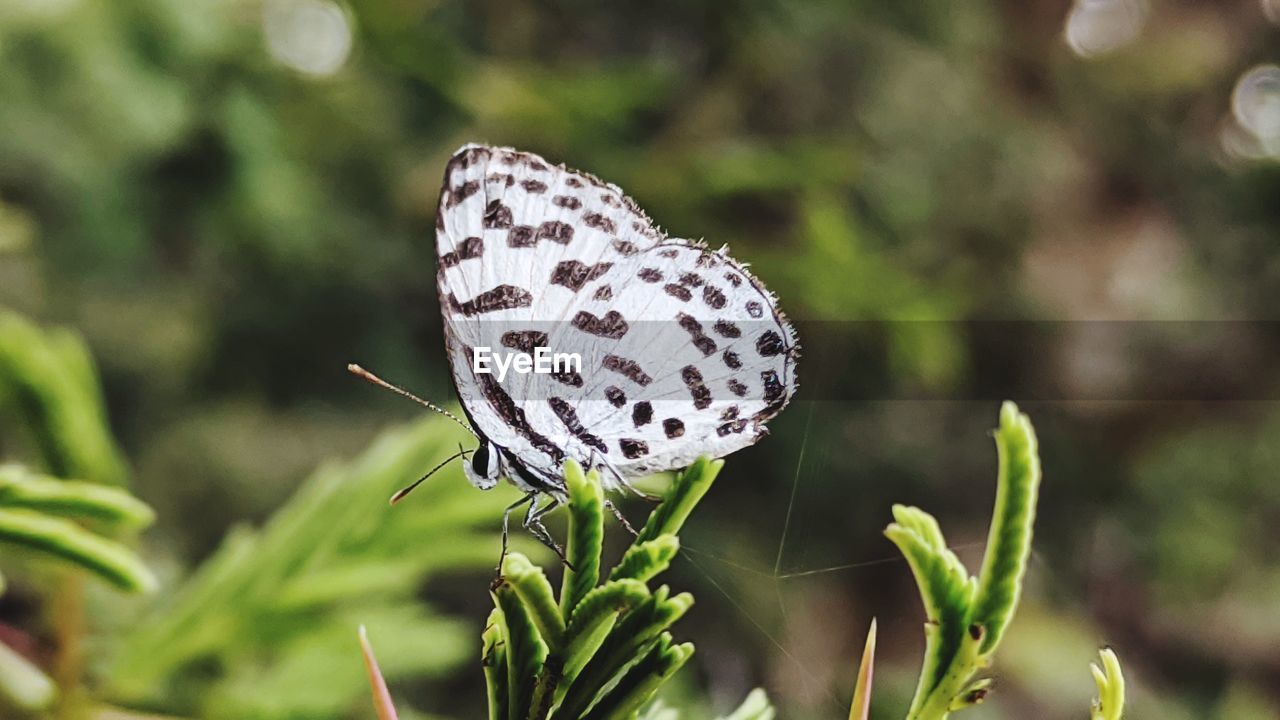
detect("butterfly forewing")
(436, 144), (796, 489)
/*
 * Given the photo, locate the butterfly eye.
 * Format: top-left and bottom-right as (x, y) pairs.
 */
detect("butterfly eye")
(470, 444), (491, 477)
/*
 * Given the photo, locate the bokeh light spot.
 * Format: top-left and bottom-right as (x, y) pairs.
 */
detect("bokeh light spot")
(1264, 0), (1280, 25)
(1229, 64), (1280, 159)
(1065, 0), (1149, 58)
(263, 0), (353, 77)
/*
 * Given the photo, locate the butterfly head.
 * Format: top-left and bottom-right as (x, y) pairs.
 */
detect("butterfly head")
(463, 439), (501, 490)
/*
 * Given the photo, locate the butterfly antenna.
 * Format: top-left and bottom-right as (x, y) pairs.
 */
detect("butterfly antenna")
(347, 363), (475, 436)
(390, 447), (473, 505)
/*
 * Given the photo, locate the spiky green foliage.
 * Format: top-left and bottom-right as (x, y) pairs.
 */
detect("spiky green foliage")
(0, 311), (156, 714)
(877, 402), (1128, 720)
(105, 416), (518, 719)
(1090, 648), (1125, 720)
(0, 311), (128, 484)
(886, 402), (1041, 719)
(483, 457), (773, 720)
(0, 465), (156, 593)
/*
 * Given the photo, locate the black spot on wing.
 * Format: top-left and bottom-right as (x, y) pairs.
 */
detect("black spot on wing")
(632, 401), (653, 428)
(483, 200), (513, 229)
(619, 438), (649, 459)
(663, 418), (685, 438)
(537, 221), (574, 244)
(551, 260), (613, 292)
(508, 226), (536, 247)
(679, 272), (704, 287)
(723, 350), (742, 370)
(553, 195), (582, 210)
(552, 367), (584, 387)
(521, 179), (548, 193)
(593, 285), (614, 301)
(605, 386), (626, 407)
(713, 320), (741, 338)
(664, 284), (692, 302)
(681, 365), (712, 410)
(582, 213), (617, 234)
(746, 301), (764, 318)
(612, 240), (639, 256)
(447, 180), (480, 207)
(572, 310), (628, 339)
(756, 330), (786, 357)
(550, 397), (607, 453)
(728, 378), (748, 397)
(702, 284), (727, 309)
(677, 312), (717, 356)
(440, 236), (483, 268)
(638, 268), (663, 283)
(603, 355), (652, 386)
(754, 370), (787, 420)
(448, 285), (533, 316)
(501, 330), (549, 354)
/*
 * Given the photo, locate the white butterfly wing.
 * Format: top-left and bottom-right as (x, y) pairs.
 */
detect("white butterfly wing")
(435, 144), (796, 487)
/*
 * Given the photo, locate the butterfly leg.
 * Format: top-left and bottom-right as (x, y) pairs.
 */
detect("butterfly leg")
(523, 495), (574, 570)
(603, 499), (640, 538)
(498, 492), (537, 573)
(597, 458), (662, 504)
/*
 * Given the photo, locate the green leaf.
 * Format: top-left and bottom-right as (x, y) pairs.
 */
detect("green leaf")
(0, 508), (157, 592)
(0, 638), (56, 711)
(561, 459), (604, 620)
(610, 535), (680, 583)
(1090, 648), (1125, 720)
(0, 464), (155, 528)
(0, 311), (128, 484)
(562, 579), (651, 686)
(555, 586), (692, 719)
(889, 402), (1044, 720)
(580, 633), (693, 720)
(635, 457), (721, 544)
(493, 575), (549, 720)
(483, 609), (509, 720)
(884, 506), (974, 703)
(504, 551), (567, 652)
(107, 416), (511, 717)
(970, 401), (1041, 654)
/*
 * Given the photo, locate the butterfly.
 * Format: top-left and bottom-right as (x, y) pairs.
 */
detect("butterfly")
(352, 144), (797, 559)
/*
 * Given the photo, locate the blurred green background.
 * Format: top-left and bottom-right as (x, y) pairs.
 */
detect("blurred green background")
(2, 0), (1279, 718)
